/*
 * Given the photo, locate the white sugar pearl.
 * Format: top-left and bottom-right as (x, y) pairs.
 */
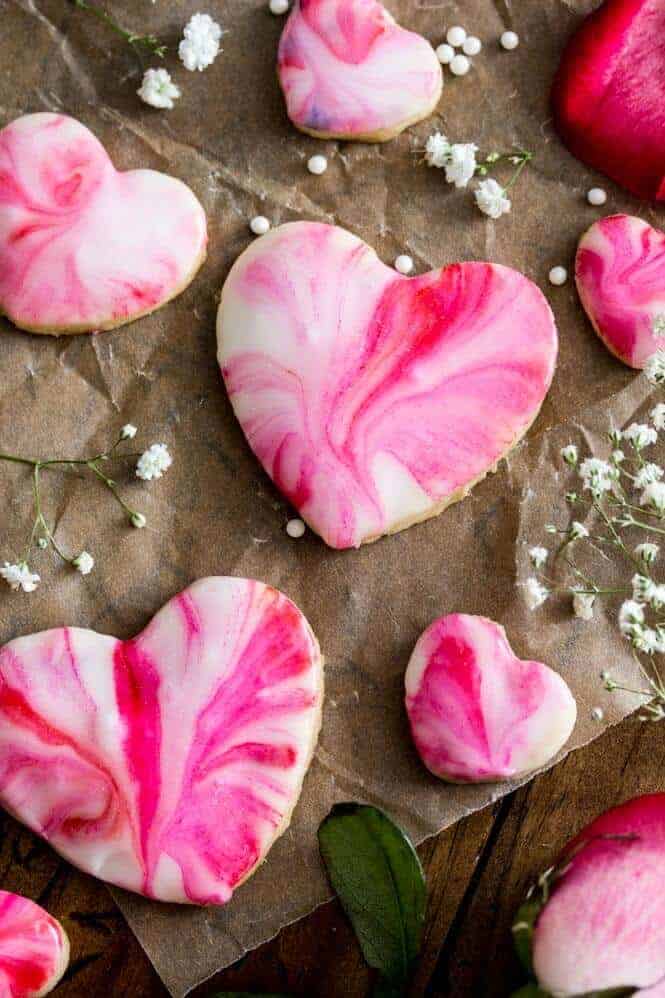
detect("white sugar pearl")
(449, 54), (471, 76)
(250, 215), (270, 235)
(446, 26), (466, 47)
(462, 36), (482, 56)
(591, 706), (604, 721)
(549, 266), (568, 286)
(269, 0), (289, 14)
(394, 254), (414, 275)
(286, 518), (306, 538)
(436, 43), (455, 65)
(307, 154), (328, 175)
(587, 187), (607, 206)
(500, 30), (519, 50)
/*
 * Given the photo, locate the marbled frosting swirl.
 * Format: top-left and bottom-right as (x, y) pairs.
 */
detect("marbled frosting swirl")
(0, 892), (69, 997)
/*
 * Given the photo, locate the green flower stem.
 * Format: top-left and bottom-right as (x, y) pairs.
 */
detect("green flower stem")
(87, 461), (139, 521)
(71, 0), (166, 58)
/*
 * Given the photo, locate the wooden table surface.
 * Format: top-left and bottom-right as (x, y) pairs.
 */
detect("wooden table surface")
(2, 714), (662, 998)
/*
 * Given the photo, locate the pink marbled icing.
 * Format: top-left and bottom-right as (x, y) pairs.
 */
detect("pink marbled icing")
(404, 614), (576, 783)
(0, 113), (207, 333)
(0, 578), (322, 906)
(217, 221), (558, 549)
(277, 0), (442, 139)
(0, 891), (68, 997)
(576, 214), (665, 368)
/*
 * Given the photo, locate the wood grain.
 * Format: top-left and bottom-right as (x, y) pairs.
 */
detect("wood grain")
(2, 715), (660, 997)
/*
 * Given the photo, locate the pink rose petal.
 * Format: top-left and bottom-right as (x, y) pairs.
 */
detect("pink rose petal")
(0, 578), (323, 905)
(0, 113), (207, 334)
(277, 0), (442, 140)
(217, 221), (558, 549)
(404, 614), (576, 783)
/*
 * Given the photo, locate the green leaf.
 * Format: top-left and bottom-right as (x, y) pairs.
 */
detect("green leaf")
(318, 803), (426, 996)
(511, 895), (545, 975)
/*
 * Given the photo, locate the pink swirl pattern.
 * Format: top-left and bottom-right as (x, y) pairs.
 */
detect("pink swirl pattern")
(217, 222), (558, 549)
(277, 0), (443, 140)
(533, 794), (665, 995)
(0, 113), (207, 334)
(0, 890), (69, 998)
(404, 614), (576, 783)
(576, 214), (665, 369)
(0, 578), (323, 906)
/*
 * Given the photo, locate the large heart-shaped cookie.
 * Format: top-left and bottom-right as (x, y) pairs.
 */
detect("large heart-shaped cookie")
(277, 0), (442, 141)
(0, 578), (323, 905)
(0, 113), (207, 334)
(217, 222), (558, 549)
(576, 214), (665, 368)
(552, 0), (665, 201)
(0, 891), (69, 997)
(404, 614), (576, 783)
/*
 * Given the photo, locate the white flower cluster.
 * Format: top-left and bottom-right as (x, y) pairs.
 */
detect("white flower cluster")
(424, 133), (518, 219)
(0, 562), (40, 593)
(618, 597), (665, 655)
(136, 443), (173, 481)
(138, 12), (223, 109)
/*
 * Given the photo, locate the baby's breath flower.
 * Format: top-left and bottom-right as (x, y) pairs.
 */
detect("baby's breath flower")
(611, 449), (625, 464)
(623, 422), (658, 450)
(73, 551), (94, 576)
(121, 424), (137, 440)
(618, 599), (645, 637)
(1, 562), (40, 593)
(565, 491), (579, 503)
(561, 444), (578, 466)
(572, 589), (595, 620)
(651, 404), (665, 431)
(634, 463), (664, 489)
(179, 12), (223, 72)
(544, 523), (558, 534)
(524, 577), (549, 610)
(650, 584), (665, 612)
(633, 627), (662, 655)
(131, 512), (147, 529)
(632, 573), (656, 604)
(636, 542), (660, 566)
(608, 428), (623, 446)
(570, 521), (589, 540)
(579, 457), (615, 496)
(425, 132), (450, 168)
(137, 68), (181, 109)
(640, 480), (665, 513)
(474, 178), (511, 219)
(136, 443), (172, 481)
(445, 143), (478, 189)
(529, 546), (548, 568)
(645, 350), (665, 385)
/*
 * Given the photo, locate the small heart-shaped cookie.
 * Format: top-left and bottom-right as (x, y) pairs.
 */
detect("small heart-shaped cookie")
(0, 113), (207, 334)
(576, 214), (665, 368)
(0, 891), (69, 997)
(552, 0), (665, 201)
(404, 614), (576, 783)
(217, 222), (557, 549)
(277, 0), (443, 141)
(0, 578), (323, 905)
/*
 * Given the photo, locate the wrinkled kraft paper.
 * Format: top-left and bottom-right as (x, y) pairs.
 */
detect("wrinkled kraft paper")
(0, 0), (656, 994)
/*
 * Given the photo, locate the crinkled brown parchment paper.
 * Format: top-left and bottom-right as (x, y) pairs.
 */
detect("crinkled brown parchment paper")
(0, 0), (661, 994)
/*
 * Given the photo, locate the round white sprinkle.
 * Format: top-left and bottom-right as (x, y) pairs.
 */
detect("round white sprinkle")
(446, 25), (467, 47)
(394, 254), (414, 275)
(549, 266), (568, 286)
(462, 36), (482, 56)
(307, 154), (328, 175)
(500, 30), (519, 50)
(286, 518), (306, 538)
(591, 706), (604, 721)
(587, 187), (607, 206)
(436, 43), (455, 65)
(269, 0), (289, 14)
(250, 215), (270, 236)
(449, 54), (471, 76)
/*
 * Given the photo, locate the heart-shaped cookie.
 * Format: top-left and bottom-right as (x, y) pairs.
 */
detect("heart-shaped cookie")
(404, 614), (576, 783)
(552, 0), (665, 201)
(277, 0), (443, 141)
(0, 113), (207, 334)
(0, 892), (69, 997)
(217, 222), (558, 549)
(0, 578), (323, 905)
(576, 214), (665, 368)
